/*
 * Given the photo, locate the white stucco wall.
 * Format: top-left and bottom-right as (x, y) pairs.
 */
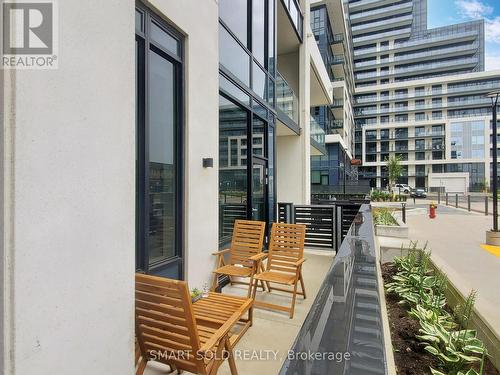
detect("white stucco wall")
(147, 0), (219, 290)
(2, 0), (219, 373)
(2, 1), (136, 374)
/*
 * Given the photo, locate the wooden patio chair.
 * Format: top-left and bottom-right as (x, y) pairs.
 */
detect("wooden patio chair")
(251, 222), (307, 319)
(211, 219), (267, 297)
(135, 274), (253, 375)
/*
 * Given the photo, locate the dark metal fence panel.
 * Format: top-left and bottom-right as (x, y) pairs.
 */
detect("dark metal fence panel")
(277, 201), (364, 251)
(293, 205), (335, 249)
(219, 203), (246, 242)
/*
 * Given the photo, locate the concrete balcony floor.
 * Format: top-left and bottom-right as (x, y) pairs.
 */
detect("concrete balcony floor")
(144, 250), (335, 375)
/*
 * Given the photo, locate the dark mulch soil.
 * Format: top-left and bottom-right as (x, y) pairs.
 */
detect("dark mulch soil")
(381, 262), (500, 375)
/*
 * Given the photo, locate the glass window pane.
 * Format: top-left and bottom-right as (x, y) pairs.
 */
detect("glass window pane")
(220, 24), (250, 86)
(253, 116), (265, 156)
(268, 0), (275, 75)
(253, 61), (267, 99)
(151, 21), (179, 56)
(252, 0), (265, 65)
(219, 74), (250, 105)
(136, 10), (143, 33)
(268, 125), (275, 223)
(252, 162), (266, 221)
(267, 77), (275, 107)
(148, 50), (176, 264)
(219, 0), (248, 46)
(219, 95), (248, 243)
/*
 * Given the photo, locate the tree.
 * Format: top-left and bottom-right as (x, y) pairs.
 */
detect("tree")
(387, 155), (403, 193)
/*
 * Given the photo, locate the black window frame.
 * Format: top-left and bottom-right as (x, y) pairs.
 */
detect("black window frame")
(135, 2), (185, 278)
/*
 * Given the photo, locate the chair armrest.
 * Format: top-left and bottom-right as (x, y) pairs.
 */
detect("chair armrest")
(198, 298), (253, 353)
(212, 248), (230, 256)
(293, 258), (306, 267)
(249, 253), (268, 262)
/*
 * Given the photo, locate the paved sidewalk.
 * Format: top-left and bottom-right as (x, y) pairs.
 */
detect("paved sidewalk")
(405, 205), (500, 336)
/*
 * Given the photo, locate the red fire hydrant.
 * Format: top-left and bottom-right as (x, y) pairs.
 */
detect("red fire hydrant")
(429, 203), (437, 219)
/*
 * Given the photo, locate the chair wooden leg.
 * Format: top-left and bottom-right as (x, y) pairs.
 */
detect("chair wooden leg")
(225, 337), (239, 375)
(135, 357), (147, 375)
(211, 272), (219, 292)
(299, 272), (306, 299)
(260, 263), (270, 291)
(289, 279), (299, 319)
(247, 274), (255, 298)
(251, 277), (258, 300)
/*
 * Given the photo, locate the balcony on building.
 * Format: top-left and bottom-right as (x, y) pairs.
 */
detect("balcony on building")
(279, 0), (303, 42)
(310, 116), (327, 156)
(349, 1), (413, 23)
(276, 70), (300, 134)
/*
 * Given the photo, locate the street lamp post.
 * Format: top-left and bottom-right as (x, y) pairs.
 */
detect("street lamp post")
(485, 90), (500, 245)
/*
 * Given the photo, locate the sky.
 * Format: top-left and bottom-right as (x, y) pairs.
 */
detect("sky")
(427, 0), (500, 71)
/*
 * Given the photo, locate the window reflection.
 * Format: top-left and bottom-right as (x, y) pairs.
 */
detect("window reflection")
(151, 22), (179, 56)
(253, 0), (265, 65)
(219, 0), (248, 46)
(268, 0), (275, 75)
(220, 24), (250, 86)
(148, 50), (176, 264)
(219, 95), (248, 243)
(253, 62), (267, 100)
(253, 116), (265, 157)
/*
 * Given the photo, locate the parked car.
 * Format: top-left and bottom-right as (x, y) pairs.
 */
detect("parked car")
(393, 183), (412, 193)
(410, 188), (427, 198)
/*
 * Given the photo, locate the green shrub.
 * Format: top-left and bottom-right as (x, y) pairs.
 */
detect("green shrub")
(386, 246), (488, 375)
(373, 207), (398, 226)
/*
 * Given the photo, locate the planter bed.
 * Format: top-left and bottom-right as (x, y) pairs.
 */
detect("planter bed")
(381, 262), (499, 375)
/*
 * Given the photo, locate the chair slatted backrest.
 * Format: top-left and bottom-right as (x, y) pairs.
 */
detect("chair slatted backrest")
(229, 219), (266, 267)
(267, 223), (306, 274)
(135, 274), (205, 374)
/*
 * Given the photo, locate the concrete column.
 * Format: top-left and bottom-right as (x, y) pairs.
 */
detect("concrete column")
(299, 0), (311, 204)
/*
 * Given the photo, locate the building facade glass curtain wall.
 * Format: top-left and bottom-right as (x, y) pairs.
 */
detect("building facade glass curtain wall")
(218, 0), (276, 245)
(135, 4), (184, 279)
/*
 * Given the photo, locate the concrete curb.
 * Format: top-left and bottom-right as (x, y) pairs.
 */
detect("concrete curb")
(374, 228), (398, 375)
(428, 259), (500, 372)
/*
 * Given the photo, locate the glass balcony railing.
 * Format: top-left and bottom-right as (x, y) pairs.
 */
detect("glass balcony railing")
(394, 57), (478, 74)
(310, 117), (326, 148)
(355, 57), (478, 80)
(354, 43), (479, 68)
(326, 119), (344, 135)
(332, 99), (344, 107)
(447, 98), (492, 107)
(353, 27), (412, 44)
(330, 33), (344, 44)
(330, 55), (345, 65)
(276, 71), (299, 124)
(394, 42), (479, 62)
(282, 0), (303, 40)
(352, 14), (413, 33)
(393, 30), (478, 50)
(350, 2), (413, 21)
(447, 81), (500, 94)
(354, 46), (378, 56)
(354, 96), (491, 115)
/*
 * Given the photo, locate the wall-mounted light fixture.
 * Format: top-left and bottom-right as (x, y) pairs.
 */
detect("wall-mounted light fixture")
(202, 158), (214, 168)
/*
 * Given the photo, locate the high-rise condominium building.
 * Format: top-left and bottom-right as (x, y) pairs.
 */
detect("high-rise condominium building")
(350, 0), (500, 193)
(309, 0), (357, 193)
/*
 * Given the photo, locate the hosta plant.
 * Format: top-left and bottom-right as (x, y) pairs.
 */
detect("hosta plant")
(431, 368), (480, 375)
(408, 304), (457, 330)
(416, 320), (486, 374)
